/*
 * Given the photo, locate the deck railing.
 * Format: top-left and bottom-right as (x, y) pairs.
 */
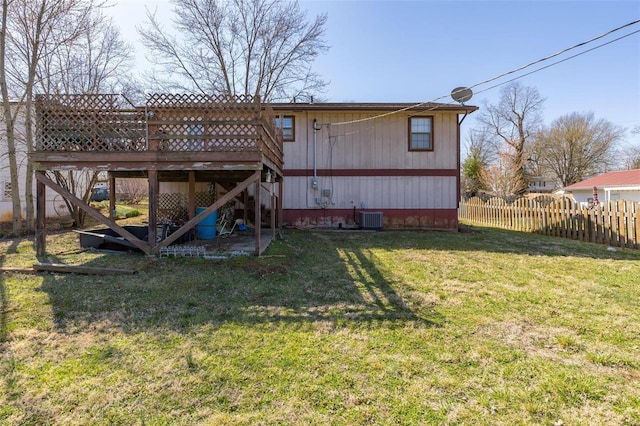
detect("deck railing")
(35, 93), (283, 168)
(459, 196), (640, 249)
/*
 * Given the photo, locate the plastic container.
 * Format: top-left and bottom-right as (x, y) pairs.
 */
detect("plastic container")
(196, 207), (218, 240)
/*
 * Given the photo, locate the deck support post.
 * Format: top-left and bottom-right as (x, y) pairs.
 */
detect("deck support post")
(277, 179), (283, 231)
(148, 169), (158, 253)
(109, 174), (116, 221)
(270, 182), (276, 240)
(243, 189), (249, 224)
(188, 171), (196, 220)
(254, 177), (262, 256)
(36, 171), (47, 258)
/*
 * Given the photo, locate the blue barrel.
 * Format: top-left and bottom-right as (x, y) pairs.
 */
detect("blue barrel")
(196, 207), (217, 240)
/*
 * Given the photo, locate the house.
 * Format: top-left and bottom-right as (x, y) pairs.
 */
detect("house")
(526, 175), (556, 193)
(563, 169), (640, 205)
(271, 102), (478, 229)
(30, 95), (477, 256)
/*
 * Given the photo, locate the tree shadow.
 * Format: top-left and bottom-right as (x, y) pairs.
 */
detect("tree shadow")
(0, 238), (21, 344)
(34, 225), (639, 336)
(37, 232), (445, 335)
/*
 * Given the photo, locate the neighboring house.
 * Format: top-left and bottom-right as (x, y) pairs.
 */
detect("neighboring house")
(527, 175), (555, 193)
(563, 169), (640, 205)
(272, 102), (478, 229)
(0, 101), (59, 220)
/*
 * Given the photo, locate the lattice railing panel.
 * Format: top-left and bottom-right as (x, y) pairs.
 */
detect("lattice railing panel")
(35, 93), (284, 171)
(147, 93), (263, 153)
(157, 192), (215, 223)
(261, 103), (284, 168)
(151, 121), (259, 152)
(147, 93), (258, 109)
(157, 193), (187, 223)
(36, 94), (146, 152)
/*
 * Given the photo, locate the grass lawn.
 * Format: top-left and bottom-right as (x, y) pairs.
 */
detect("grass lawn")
(0, 225), (639, 425)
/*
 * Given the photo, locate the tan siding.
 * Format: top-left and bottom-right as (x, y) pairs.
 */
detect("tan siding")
(279, 108), (460, 213)
(284, 176), (457, 210)
(285, 110), (459, 171)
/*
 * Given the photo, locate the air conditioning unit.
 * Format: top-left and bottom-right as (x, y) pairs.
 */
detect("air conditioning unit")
(359, 211), (383, 230)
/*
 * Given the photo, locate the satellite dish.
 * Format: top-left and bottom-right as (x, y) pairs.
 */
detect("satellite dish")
(451, 87), (473, 104)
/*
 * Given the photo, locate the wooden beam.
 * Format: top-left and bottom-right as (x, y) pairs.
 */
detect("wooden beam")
(31, 150), (264, 166)
(0, 267), (37, 274)
(110, 170), (257, 182)
(35, 173), (151, 254)
(33, 263), (136, 275)
(155, 170), (261, 250)
(36, 171), (46, 258)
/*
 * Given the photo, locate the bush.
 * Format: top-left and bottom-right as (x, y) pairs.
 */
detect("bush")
(125, 210), (141, 218)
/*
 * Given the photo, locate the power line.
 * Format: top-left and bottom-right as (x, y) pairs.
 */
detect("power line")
(329, 19), (640, 128)
(468, 19), (640, 92)
(473, 29), (640, 97)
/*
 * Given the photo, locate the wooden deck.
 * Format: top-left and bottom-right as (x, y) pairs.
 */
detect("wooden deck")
(32, 93), (284, 257)
(32, 93), (283, 174)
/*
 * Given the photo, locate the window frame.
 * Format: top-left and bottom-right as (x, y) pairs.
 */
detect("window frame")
(275, 115), (295, 142)
(408, 116), (434, 151)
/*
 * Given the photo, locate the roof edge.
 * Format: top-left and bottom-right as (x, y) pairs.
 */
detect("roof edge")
(269, 102), (478, 113)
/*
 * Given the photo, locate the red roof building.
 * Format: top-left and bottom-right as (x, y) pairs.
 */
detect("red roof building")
(564, 169), (640, 204)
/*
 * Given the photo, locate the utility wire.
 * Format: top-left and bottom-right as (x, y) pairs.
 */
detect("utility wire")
(468, 19), (640, 92)
(473, 28), (640, 97)
(329, 19), (640, 127)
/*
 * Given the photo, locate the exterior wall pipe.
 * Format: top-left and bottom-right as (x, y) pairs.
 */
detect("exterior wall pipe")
(313, 118), (318, 181)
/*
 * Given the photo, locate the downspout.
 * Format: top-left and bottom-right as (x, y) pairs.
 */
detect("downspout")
(458, 111), (469, 125)
(312, 118), (320, 188)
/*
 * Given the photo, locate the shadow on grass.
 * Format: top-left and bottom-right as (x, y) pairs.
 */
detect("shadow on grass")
(0, 238), (21, 344)
(36, 226), (639, 335)
(456, 224), (640, 260)
(37, 231), (444, 334)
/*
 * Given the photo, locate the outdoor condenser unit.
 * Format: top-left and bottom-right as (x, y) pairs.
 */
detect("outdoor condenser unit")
(359, 211), (383, 230)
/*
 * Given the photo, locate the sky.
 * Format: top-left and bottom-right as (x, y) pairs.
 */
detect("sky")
(107, 0), (640, 151)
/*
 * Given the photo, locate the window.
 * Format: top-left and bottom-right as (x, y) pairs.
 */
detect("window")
(2, 181), (11, 200)
(186, 123), (204, 150)
(409, 116), (433, 151)
(275, 115), (295, 142)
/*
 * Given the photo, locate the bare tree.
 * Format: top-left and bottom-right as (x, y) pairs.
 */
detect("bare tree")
(116, 178), (148, 203)
(533, 112), (623, 187)
(620, 145), (640, 170)
(139, 0), (329, 101)
(0, 0), (134, 230)
(461, 130), (494, 197)
(621, 126), (640, 170)
(0, 0), (23, 234)
(37, 10), (134, 95)
(0, 0), (102, 233)
(35, 10), (135, 227)
(477, 82), (545, 196)
(479, 151), (527, 200)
